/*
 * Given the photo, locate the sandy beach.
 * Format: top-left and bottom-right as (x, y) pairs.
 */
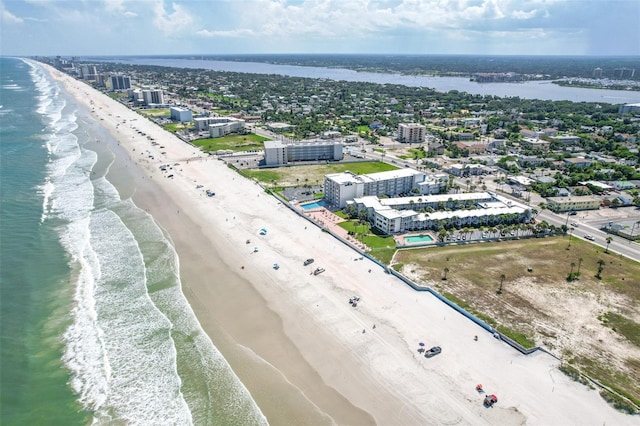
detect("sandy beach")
(44, 63), (637, 425)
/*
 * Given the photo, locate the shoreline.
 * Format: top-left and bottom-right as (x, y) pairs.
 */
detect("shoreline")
(43, 62), (638, 425)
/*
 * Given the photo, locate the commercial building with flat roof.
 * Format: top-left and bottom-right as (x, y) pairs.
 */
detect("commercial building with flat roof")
(546, 196), (601, 212)
(170, 107), (193, 123)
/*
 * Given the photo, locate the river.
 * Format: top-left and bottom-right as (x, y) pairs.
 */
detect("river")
(100, 57), (640, 104)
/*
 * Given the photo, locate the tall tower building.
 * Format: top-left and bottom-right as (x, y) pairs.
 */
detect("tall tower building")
(142, 89), (164, 106)
(109, 75), (132, 91)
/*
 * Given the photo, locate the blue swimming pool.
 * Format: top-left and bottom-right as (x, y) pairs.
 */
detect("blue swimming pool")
(405, 234), (434, 243)
(301, 200), (327, 210)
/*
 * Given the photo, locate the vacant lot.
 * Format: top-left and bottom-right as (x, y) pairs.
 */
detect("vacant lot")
(393, 237), (640, 409)
(193, 134), (269, 152)
(138, 108), (170, 117)
(241, 161), (398, 187)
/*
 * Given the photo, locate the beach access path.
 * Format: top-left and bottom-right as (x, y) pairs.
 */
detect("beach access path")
(44, 63), (637, 425)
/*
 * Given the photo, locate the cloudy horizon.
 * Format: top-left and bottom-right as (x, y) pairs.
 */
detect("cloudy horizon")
(1, 0), (639, 57)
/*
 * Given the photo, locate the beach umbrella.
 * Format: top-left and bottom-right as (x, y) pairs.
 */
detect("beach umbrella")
(418, 342), (425, 346)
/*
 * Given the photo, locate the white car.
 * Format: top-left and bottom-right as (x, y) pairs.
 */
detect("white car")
(570, 222), (579, 227)
(584, 234), (595, 241)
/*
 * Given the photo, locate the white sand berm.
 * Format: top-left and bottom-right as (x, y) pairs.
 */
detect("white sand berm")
(46, 64), (636, 425)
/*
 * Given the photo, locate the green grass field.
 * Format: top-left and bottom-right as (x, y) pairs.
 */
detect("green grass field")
(240, 162), (399, 187)
(139, 108), (170, 117)
(192, 134), (269, 152)
(163, 122), (193, 132)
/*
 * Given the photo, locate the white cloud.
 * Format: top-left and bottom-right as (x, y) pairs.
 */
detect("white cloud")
(104, 0), (126, 13)
(197, 28), (255, 38)
(153, 0), (194, 35)
(103, 0), (137, 17)
(200, 0), (562, 41)
(1, 1), (24, 24)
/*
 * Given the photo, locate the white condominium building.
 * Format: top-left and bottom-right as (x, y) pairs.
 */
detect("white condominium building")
(209, 119), (245, 138)
(264, 140), (343, 166)
(142, 89), (164, 106)
(398, 123), (426, 143)
(194, 116), (244, 132)
(347, 192), (532, 234)
(324, 168), (428, 208)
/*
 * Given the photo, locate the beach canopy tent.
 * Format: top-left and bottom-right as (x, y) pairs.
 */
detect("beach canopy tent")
(260, 228), (268, 235)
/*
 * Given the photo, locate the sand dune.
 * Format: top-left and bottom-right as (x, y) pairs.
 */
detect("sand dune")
(44, 63), (636, 425)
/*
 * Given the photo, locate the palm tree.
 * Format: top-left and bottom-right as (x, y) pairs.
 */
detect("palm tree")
(442, 267), (449, 281)
(577, 257), (584, 275)
(497, 274), (505, 294)
(568, 262), (576, 281)
(605, 236), (613, 253)
(596, 259), (605, 279)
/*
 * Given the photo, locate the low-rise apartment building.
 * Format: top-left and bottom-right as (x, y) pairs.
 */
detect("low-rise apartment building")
(346, 192), (531, 234)
(546, 196), (601, 212)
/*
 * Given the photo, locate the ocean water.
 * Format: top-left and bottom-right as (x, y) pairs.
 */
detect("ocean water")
(0, 57), (266, 425)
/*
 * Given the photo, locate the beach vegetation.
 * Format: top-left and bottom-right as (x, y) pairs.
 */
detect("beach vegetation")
(240, 169), (284, 183)
(598, 312), (640, 347)
(599, 389), (639, 415)
(192, 134), (268, 152)
(108, 92), (129, 100)
(369, 247), (397, 265)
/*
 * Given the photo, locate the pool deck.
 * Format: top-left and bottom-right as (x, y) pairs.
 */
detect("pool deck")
(395, 233), (438, 247)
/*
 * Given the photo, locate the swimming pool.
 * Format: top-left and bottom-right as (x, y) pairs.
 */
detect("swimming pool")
(301, 200), (327, 210)
(405, 234), (434, 243)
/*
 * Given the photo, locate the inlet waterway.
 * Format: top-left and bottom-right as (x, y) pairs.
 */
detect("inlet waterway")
(98, 57), (640, 104)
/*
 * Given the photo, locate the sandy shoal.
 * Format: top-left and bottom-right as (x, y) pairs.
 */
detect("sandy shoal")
(45, 64), (637, 426)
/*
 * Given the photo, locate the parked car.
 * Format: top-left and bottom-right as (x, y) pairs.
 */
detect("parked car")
(303, 258), (314, 266)
(424, 346), (442, 358)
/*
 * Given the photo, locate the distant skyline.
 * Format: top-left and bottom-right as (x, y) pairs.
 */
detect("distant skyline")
(1, 0), (639, 57)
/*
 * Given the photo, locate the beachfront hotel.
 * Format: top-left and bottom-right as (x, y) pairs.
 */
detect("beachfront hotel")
(324, 168), (439, 208)
(346, 192), (532, 234)
(264, 140), (343, 166)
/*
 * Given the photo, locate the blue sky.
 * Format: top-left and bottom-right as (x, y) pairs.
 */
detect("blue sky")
(1, 0), (639, 56)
